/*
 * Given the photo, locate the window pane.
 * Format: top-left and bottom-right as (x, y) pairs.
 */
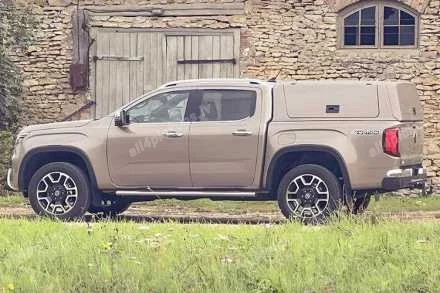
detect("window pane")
(344, 11), (359, 26)
(384, 7), (399, 25)
(400, 11), (415, 25)
(344, 27), (358, 45)
(128, 91), (189, 123)
(360, 26), (375, 45)
(361, 7), (376, 25)
(400, 25), (415, 45)
(384, 26), (399, 45)
(199, 90), (256, 121)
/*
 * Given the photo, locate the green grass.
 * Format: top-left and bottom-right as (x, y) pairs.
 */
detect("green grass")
(146, 198), (280, 214)
(0, 193), (26, 207)
(1, 194), (440, 214)
(146, 195), (440, 215)
(368, 195), (440, 213)
(0, 218), (439, 292)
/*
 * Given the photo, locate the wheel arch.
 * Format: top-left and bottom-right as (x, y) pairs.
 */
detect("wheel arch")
(265, 145), (352, 195)
(18, 146), (98, 196)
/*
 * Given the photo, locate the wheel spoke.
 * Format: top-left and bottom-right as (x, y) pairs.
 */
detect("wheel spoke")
(36, 172), (78, 216)
(287, 198), (301, 213)
(310, 176), (320, 186)
(285, 174), (330, 219)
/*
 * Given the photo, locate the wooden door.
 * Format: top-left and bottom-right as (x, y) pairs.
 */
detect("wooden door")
(93, 29), (239, 118)
(165, 32), (238, 81)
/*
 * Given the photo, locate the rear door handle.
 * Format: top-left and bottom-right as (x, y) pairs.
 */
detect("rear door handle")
(232, 129), (252, 136)
(163, 131), (183, 138)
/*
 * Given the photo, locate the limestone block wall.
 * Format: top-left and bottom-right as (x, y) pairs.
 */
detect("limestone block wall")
(11, 0), (440, 190)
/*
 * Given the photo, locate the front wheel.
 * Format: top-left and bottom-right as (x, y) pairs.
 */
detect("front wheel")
(277, 164), (342, 224)
(28, 162), (91, 220)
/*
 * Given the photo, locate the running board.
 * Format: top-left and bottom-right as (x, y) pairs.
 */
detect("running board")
(115, 190), (256, 198)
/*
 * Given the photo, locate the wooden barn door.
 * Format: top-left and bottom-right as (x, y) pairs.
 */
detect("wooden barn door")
(92, 29), (239, 118)
(165, 32), (238, 81)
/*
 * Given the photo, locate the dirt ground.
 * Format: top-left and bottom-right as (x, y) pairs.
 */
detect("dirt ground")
(1, 202), (440, 224)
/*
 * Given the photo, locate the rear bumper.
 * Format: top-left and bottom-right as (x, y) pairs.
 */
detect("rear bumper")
(382, 167), (426, 191)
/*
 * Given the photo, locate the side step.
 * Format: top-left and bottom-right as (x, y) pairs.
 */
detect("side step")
(115, 190), (256, 198)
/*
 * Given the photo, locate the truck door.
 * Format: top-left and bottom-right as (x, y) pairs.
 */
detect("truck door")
(188, 88), (262, 188)
(107, 90), (192, 188)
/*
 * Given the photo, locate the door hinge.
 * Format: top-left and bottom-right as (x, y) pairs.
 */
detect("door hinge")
(177, 58), (236, 65)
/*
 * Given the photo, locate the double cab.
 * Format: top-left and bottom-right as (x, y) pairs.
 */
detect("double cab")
(7, 79), (426, 223)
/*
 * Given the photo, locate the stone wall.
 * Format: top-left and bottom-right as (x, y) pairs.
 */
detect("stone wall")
(12, 0), (440, 190)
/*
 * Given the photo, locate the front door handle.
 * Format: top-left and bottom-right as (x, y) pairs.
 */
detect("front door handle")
(163, 131), (183, 138)
(232, 129), (252, 136)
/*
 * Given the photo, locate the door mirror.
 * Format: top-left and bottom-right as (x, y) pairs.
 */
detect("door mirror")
(114, 110), (129, 127)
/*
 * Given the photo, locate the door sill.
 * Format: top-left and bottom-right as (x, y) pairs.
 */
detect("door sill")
(115, 190), (257, 197)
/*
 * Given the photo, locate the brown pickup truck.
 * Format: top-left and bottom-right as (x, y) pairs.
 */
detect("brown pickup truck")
(7, 79), (426, 223)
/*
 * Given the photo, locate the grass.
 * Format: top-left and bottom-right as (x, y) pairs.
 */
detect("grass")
(1, 194), (440, 214)
(146, 195), (440, 215)
(368, 195), (440, 213)
(0, 218), (439, 292)
(0, 193), (26, 207)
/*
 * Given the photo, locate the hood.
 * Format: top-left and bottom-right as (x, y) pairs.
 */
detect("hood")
(20, 120), (92, 133)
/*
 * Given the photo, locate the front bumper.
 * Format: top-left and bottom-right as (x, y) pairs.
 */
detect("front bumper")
(382, 167), (426, 191)
(6, 168), (18, 191)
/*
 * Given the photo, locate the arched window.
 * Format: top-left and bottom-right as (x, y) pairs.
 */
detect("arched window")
(339, 1), (418, 48)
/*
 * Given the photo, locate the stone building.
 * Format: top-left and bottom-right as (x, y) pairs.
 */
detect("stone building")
(10, 0), (440, 190)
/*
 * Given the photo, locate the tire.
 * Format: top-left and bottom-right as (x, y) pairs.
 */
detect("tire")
(28, 162), (91, 220)
(277, 164), (342, 224)
(88, 199), (131, 216)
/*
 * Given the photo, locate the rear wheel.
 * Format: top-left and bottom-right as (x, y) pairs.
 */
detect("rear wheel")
(28, 162), (91, 220)
(277, 164), (342, 224)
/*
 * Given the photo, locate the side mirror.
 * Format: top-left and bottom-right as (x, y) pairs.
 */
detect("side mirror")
(114, 110), (129, 127)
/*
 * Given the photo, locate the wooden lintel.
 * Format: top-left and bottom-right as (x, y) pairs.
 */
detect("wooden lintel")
(94, 56), (144, 61)
(83, 3), (245, 16)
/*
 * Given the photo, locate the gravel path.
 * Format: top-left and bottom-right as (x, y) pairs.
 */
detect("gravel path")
(1, 204), (440, 224)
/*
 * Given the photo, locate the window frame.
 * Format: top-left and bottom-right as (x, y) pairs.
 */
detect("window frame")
(192, 88), (258, 123)
(125, 90), (192, 124)
(338, 0), (419, 49)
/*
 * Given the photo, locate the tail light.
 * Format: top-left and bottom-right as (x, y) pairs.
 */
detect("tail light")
(383, 127), (400, 157)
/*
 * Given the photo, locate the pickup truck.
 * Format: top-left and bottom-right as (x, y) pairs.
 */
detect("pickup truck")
(7, 79), (426, 223)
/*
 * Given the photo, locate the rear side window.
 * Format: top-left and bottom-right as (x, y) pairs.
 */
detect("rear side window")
(197, 90), (256, 122)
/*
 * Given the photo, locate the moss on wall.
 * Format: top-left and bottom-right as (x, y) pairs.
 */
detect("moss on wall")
(0, 131), (14, 193)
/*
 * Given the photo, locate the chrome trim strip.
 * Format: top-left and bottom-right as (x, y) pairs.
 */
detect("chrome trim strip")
(386, 168), (413, 178)
(116, 190), (256, 197)
(386, 168), (424, 178)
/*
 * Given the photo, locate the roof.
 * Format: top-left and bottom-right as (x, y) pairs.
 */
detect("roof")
(159, 78), (274, 88)
(159, 79), (413, 88)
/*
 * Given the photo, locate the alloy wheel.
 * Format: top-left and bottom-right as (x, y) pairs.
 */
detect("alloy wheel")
(285, 174), (330, 218)
(36, 172), (79, 215)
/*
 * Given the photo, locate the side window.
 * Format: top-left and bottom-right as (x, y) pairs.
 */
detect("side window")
(127, 91), (189, 123)
(198, 90), (256, 122)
